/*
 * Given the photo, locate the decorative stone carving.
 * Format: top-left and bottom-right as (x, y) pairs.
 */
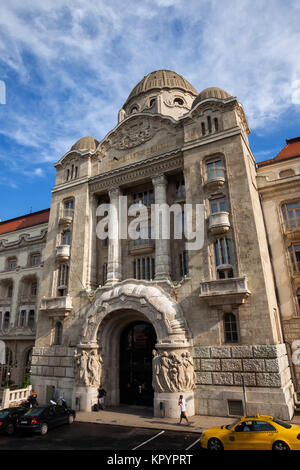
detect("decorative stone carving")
(152, 349), (196, 393)
(75, 349), (102, 387)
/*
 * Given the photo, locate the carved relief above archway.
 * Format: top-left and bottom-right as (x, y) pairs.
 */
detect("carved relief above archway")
(78, 280), (191, 349)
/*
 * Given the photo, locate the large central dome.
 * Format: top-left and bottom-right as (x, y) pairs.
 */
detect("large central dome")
(124, 70), (198, 105)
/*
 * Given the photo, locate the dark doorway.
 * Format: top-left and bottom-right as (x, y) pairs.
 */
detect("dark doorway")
(120, 321), (156, 407)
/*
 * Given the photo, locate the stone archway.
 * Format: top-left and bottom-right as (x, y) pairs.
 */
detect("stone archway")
(75, 280), (196, 417)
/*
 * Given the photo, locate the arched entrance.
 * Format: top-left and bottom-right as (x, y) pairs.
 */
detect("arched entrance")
(120, 321), (156, 407)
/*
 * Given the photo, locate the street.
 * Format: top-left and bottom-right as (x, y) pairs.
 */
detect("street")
(0, 421), (203, 451)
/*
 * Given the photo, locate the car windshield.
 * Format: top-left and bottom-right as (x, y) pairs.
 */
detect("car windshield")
(0, 410), (10, 418)
(23, 407), (45, 417)
(273, 418), (292, 429)
(226, 419), (241, 430)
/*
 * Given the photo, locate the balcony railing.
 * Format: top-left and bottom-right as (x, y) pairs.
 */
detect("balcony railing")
(208, 212), (230, 234)
(59, 209), (74, 227)
(56, 244), (71, 261)
(199, 276), (250, 307)
(204, 168), (225, 189)
(40, 295), (72, 317)
(282, 222), (300, 241)
(129, 239), (155, 254)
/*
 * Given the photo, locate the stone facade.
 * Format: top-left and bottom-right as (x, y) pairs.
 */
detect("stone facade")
(2, 70), (300, 420)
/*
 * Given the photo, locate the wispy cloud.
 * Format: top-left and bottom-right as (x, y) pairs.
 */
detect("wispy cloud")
(0, 0), (299, 199)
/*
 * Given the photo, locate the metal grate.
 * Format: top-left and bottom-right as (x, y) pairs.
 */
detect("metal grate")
(228, 400), (243, 416)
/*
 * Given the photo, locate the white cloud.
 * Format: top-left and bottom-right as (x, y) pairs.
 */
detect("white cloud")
(0, 0), (299, 175)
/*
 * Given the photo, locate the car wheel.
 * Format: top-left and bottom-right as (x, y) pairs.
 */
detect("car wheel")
(6, 424), (14, 436)
(68, 414), (74, 424)
(40, 423), (48, 436)
(272, 440), (290, 451)
(207, 437), (224, 451)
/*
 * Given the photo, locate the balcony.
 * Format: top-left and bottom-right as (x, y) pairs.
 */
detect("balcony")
(40, 295), (72, 318)
(128, 239), (155, 255)
(56, 245), (70, 262)
(59, 209), (74, 227)
(204, 168), (225, 190)
(199, 276), (250, 307)
(208, 212), (230, 234)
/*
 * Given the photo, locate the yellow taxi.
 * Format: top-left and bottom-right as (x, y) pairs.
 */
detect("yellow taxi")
(200, 414), (300, 450)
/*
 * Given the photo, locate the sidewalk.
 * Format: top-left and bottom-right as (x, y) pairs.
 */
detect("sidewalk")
(75, 405), (300, 433)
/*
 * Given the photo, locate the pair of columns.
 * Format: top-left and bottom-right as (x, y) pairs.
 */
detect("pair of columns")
(106, 174), (171, 284)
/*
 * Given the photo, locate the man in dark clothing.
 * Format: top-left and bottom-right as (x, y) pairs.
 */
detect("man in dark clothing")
(98, 386), (107, 410)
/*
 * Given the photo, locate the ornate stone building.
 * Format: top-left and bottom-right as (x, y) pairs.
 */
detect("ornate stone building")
(0, 209), (49, 387)
(2, 70), (300, 419)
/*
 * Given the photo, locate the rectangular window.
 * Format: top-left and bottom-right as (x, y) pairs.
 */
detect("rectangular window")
(30, 282), (38, 296)
(206, 159), (224, 181)
(289, 244), (300, 275)
(210, 196), (227, 214)
(133, 258), (155, 280)
(224, 313), (238, 342)
(282, 201), (300, 229)
(7, 258), (17, 270)
(179, 251), (189, 277)
(214, 238), (234, 279)
(64, 199), (74, 217)
(175, 178), (186, 200)
(31, 253), (40, 266)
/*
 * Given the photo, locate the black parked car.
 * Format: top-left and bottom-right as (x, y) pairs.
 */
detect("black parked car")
(0, 407), (28, 435)
(16, 404), (76, 435)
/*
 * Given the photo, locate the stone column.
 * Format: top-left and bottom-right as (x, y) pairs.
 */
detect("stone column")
(106, 187), (122, 284)
(152, 175), (171, 280)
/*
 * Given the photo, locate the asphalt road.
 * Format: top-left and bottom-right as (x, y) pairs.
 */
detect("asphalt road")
(0, 421), (203, 451)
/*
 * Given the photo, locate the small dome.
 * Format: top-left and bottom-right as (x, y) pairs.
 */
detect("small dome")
(192, 87), (231, 108)
(124, 70), (198, 106)
(71, 136), (99, 152)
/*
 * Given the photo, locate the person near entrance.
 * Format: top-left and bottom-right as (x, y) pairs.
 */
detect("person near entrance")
(98, 386), (107, 410)
(178, 395), (190, 425)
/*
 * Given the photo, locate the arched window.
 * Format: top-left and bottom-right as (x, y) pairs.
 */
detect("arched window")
(63, 199), (74, 218)
(214, 117), (219, 132)
(149, 98), (156, 107)
(54, 322), (63, 345)
(131, 106), (138, 114)
(207, 116), (212, 133)
(174, 97), (184, 106)
(224, 313), (238, 343)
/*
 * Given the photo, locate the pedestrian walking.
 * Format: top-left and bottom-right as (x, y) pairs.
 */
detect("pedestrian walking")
(178, 395), (189, 425)
(98, 385), (107, 410)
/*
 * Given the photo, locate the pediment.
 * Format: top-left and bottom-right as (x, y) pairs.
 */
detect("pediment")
(97, 113), (182, 164)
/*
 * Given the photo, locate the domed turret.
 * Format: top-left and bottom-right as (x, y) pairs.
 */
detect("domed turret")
(120, 70), (198, 121)
(192, 87), (232, 109)
(71, 136), (99, 152)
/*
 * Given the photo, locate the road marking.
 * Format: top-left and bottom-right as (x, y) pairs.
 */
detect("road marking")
(185, 437), (201, 450)
(132, 430), (165, 450)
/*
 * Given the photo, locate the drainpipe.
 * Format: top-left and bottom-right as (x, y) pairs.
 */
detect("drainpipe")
(259, 193), (299, 396)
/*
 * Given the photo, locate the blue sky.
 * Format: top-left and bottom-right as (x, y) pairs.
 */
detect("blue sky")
(0, 0), (300, 221)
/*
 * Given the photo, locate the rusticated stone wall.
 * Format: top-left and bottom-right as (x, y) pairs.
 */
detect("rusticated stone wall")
(193, 344), (291, 388)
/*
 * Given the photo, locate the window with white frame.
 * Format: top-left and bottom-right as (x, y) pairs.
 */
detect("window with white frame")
(7, 257), (17, 270)
(30, 252), (41, 266)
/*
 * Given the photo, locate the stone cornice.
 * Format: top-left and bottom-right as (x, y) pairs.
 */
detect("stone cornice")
(0, 228), (48, 251)
(89, 150), (183, 193)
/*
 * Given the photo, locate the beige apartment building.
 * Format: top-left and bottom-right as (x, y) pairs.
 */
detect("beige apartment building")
(0, 210), (49, 387)
(1, 70), (300, 419)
